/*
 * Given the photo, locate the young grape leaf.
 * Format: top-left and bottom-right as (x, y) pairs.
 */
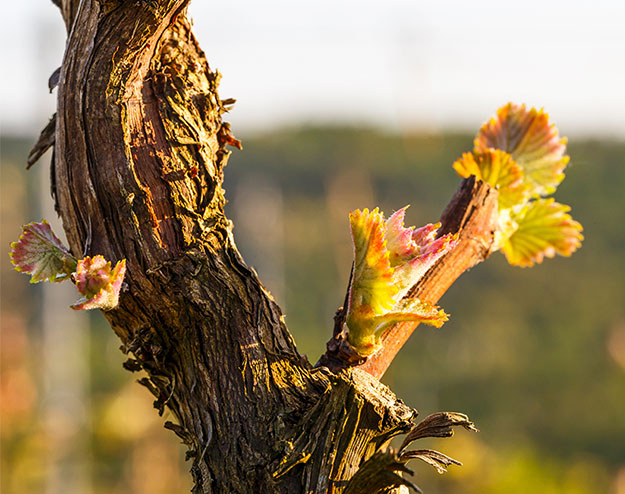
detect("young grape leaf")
(346, 207), (456, 356)
(502, 198), (583, 267)
(452, 149), (530, 209)
(348, 208), (397, 316)
(70, 255), (126, 311)
(372, 298), (448, 336)
(385, 208), (458, 297)
(475, 103), (568, 197)
(9, 220), (77, 283)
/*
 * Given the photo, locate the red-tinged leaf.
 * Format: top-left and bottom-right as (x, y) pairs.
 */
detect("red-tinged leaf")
(218, 122), (243, 150)
(346, 208), (399, 356)
(346, 208), (456, 357)
(453, 149), (530, 209)
(411, 222), (440, 246)
(385, 207), (418, 266)
(70, 256), (126, 311)
(392, 232), (458, 297)
(502, 198), (583, 267)
(385, 207), (457, 296)
(9, 220), (77, 283)
(475, 103), (568, 196)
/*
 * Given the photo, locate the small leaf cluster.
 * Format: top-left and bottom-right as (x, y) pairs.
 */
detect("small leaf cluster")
(9, 220), (126, 311)
(453, 103), (583, 267)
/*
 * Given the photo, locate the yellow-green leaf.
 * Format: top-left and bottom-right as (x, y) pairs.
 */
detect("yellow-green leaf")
(502, 198), (583, 267)
(373, 298), (448, 335)
(452, 149), (530, 209)
(348, 208), (397, 316)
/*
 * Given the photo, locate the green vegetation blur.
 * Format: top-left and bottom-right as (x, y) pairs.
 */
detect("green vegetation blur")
(2, 129), (624, 493)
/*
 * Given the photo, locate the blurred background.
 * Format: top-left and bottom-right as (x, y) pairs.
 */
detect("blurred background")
(1, 1), (624, 493)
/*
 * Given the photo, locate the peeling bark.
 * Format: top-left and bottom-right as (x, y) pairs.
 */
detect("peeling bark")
(45, 1), (493, 492)
(27, 113), (56, 169)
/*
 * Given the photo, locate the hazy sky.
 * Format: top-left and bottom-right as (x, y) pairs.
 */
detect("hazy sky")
(2, 0), (624, 137)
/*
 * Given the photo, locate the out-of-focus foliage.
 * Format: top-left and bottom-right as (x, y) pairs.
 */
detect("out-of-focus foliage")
(2, 129), (624, 493)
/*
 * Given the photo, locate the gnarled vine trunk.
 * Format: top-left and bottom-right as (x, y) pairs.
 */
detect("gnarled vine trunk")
(38, 1), (497, 492)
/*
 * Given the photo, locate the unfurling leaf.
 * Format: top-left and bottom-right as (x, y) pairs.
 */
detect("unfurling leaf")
(453, 103), (582, 267)
(71, 256), (126, 311)
(502, 198), (583, 267)
(349, 208), (397, 316)
(9, 220), (77, 283)
(475, 102), (569, 197)
(384, 208), (458, 296)
(345, 207), (457, 356)
(373, 299), (449, 331)
(452, 149), (529, 209)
